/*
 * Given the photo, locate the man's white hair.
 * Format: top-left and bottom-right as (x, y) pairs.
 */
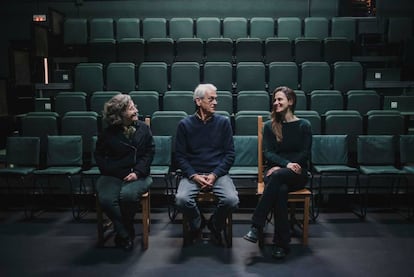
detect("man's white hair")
(193, 83), (217, 100)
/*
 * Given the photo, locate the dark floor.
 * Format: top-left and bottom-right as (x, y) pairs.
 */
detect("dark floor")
(1, 203), (414, 277)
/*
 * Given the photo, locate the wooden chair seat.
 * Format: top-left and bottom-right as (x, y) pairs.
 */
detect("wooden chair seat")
(257, 116), (311, 246)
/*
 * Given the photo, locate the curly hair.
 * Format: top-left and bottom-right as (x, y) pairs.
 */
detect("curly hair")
(103, 94), (132, 126)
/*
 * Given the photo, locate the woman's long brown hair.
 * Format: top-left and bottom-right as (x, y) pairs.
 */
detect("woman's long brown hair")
(271, 86), (297, 142)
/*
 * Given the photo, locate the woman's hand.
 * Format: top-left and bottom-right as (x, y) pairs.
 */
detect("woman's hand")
(266, 166), (281, 176)
(123, 172), (138, 182)
(287, 162), (302, 174)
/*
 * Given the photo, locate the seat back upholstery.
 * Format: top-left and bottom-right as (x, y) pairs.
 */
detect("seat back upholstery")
(312, 135), (349, 165)
(5, 137), (40, 167)
(46, 135), (83, 167)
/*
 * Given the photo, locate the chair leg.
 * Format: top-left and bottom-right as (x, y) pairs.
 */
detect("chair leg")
(141, 194), (150, 250)
(182, 215), (191, 247)
(96, 195), (104, 247)
(303, 195), (310, 246)
(223, 212), (233, 248)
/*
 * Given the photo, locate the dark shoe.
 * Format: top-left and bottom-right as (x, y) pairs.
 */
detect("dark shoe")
(272, 246), (290, 259)
(185, 214), (206, 245)
(207, 218), (223, 245)
(243, 226), (263, 245)
(114, 234), (134, 251)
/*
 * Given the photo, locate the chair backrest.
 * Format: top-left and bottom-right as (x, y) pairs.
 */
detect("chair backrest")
(216, 90), (234, 115)
(205, 38), (233, 63)
(277, 17), (302, 40)
(237, 91), (270, 112)
(264, 37), (293, 63)
(324, 110), (363, 154)
(300, 61), (331, 94)
(145, 38), (175, 64)
(295, 110), (321, 134)
(61, 111), (99, 154)
(250, 17), (275, 40)
(268, 62), (298, 91)
(294, 90), (307, 111)
(169, 17), (194, 40)
(170, 62), (200, 91)
(90, 136), (98, 166)
(117, 38), (145, 65)
(400, 135), (414, 164)
(203, 62), (233, 92)
(310, 90), (344, 115)
(106, 62), (136, 93)
(142, 18), (167, 40)
(46, 135), (83, 167)
(235, 38), (263, 62)
(366, 110), (404, 135)
(323, 37), (352, 65)
(236, 62), (266, 92)
(74, 63), (104, 96)
(233, 135), (258, 167)
(223, 17), (248, 40)
(175, 38), (204, 63)
(54, 91), (87, 116)
(235, 110), (270, 135)
(163, 91), (195, 115)
(357, 135), (396, 165)
(90, 91), (121, 115)
(129, 91), (159, 118)
(312, 135), (349, 165)
(196, 17), (221, 41)
(150, 110), (188, 138)
(5, 136), (40, 167)
(116, 18), (140, 40)
(294, 37), (322, 64)
(333, 61), (363, 94)
(152, 136), (172, 166)
(346, 90), (380, 115)
(304, 17), (329, 39)
(138, 62), (168, 95)
(331, 17), (356, 42)
(89, 18), (114, 40)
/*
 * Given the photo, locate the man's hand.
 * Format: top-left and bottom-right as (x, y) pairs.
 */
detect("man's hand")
(192, 173), (216, 191)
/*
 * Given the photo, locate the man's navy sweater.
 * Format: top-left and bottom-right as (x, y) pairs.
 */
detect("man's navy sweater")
(175, 113), (235, 178)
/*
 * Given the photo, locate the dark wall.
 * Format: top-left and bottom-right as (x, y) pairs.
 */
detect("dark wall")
(376, 0), (414, 17)
(0, 0), (340, 78)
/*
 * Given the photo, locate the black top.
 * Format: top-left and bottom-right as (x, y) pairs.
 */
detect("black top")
(262, 118), (312, 173)
(95, 120), (155, 180)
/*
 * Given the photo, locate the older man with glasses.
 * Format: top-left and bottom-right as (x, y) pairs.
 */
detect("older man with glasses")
(175, 83), (239, 246)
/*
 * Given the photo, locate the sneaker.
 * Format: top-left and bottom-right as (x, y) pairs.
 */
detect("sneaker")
(243, 226), (262, 243)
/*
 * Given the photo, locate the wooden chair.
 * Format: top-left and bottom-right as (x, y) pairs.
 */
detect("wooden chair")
(256, 116), (311, 246)
(182, 191), (233, 247)
(95, 118), (152, 250)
